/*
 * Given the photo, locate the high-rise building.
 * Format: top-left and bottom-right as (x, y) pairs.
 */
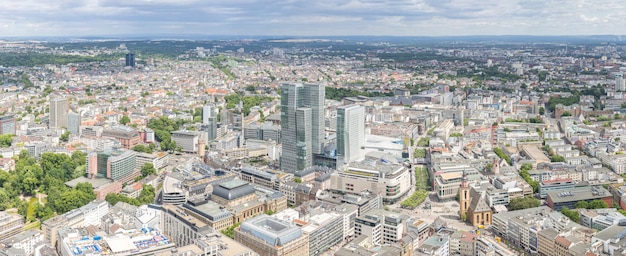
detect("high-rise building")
(202, 105), (215, 124)
(171, 131), (200, 153)
(616, 73), (625, 92)
(49, 97), (68, 129)
(337, 104), (365, 164)
(280, 83), (325, 173)
(88, 148), (137, 182)
(204, 117), (218, 141)
(67, 112), (81, 135)
(0, 115), (16, 135)
(125, 53), (135, 67)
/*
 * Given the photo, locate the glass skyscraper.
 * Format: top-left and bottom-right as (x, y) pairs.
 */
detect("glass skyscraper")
(280, 83), (325, 173)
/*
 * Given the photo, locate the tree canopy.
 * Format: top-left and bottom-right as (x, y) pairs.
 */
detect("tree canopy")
(508, 196), (541, 210)
(0, 150), (93, 222)
(0, 135), (13, 148)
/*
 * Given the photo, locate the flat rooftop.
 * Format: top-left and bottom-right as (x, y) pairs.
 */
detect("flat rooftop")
(522, 145), (550, 163)
(240, 215), (303, 247)
(66, 177), (113, 189)
(547, 186), (610, 203)
(220, 179), (249, 189)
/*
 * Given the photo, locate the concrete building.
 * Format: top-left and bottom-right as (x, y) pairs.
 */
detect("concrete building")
(86, 148), (137, 183)
(546, 186), (612, 211)
(0, 116), (16, 135)
(280, 83), (325, 173)
(592, 223), (626, 255)
(240, 167), (279, 190)
(330, 152), (410, 204)
(301, 212), (344, 256)
(49, 97), (68, 129)
(135, 152), (169, 171)
(235, 214), (309, 256)
(538, 179), (576, 199)
(58, 226), (173, 256)
(171, 131), (200, 153)
(202, 105), (215, 124)
(102, 126), (140, 150)
(211, 180), (287, 225)
(0, 229), (43, 256)
(0, 212), (24, 241)
(336, 104), (365, 164)
(42, 200), (110, 247)
(418, 234), (449, 256)
(162, 174), (188, 205)
(244, 123), (281, 143)
(617, 73), (625, 92)
(579, 208), (626, 231)
(354, 209), (405, 246)
(492, 206), (594, 255)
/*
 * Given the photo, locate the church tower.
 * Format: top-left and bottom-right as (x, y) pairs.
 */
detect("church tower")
(459, 170), (470, 219)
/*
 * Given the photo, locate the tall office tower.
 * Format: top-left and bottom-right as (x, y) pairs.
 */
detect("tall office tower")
(125, 53), (135, 67)
(296, 107), (312, 171)
(307, 83), (325, 155)
(67, 112), (81, 135)
(49, 97), (68, 129)
(206, 117), (218, 141)
(0, 115), (16, 135)
(280, 83), (325, 173)
(202, 105), (215, 124)
(337, 104), (365, 164)
(617, 73), (625, 92)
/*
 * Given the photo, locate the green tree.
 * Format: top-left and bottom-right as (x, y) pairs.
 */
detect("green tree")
(561, 207), (580, 223)
(0, 134), (13, 148)
(132, 144), (153, 154)
(493, 148), (511, 165)
(140, 163), (156, 178)
(551, 155), (565, 162)
(588, 199), (608, 209)
(221, 222), (241, 239)
(508, 196), (541, 210)
(120, 115), (131, 125)
(539, 107), (545, 115)
(294, 178), (302, 183)
(574, 201), (588, 209)
(59, 131), (70, 142)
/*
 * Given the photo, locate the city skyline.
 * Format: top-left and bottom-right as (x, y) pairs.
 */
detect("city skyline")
(1, 0), (625, 38)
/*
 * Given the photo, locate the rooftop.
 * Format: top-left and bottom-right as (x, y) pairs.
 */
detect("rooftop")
(65, 176), (113, 189)
(239, 214), (304, 247)
(547, 186), (610, 203)
(212, 180), (256, 201)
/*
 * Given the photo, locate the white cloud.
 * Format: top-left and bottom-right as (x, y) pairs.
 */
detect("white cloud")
(0, 0), (624, 36)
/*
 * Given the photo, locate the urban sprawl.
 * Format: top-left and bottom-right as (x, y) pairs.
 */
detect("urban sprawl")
(0, 38), (625, 256)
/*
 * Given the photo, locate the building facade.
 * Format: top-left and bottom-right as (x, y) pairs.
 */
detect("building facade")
(280, 83), (325, 173)
(235, 215), (309, 256)
(337, 104), (365, 164)
(0, 116), (16, 135)
(49, 97), (68, 129)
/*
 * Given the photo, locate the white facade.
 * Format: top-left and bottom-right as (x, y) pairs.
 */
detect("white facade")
(81, 200), (110, 227)
(337, 104), (365, 164)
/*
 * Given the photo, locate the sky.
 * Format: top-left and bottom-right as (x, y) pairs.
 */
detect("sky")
(0, 0), (624, 37)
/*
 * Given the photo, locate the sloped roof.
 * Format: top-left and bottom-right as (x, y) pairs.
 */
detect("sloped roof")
(469, 194), (491, 213)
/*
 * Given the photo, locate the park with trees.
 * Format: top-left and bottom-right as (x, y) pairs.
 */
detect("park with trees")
(0, 150), (96, 229)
